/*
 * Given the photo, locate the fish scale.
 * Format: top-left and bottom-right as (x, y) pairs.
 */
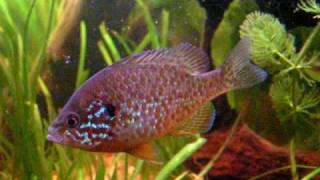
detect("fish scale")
(47, 38), (267, 161)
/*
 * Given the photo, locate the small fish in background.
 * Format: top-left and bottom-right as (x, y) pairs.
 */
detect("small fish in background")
(47, 38), (267, 162)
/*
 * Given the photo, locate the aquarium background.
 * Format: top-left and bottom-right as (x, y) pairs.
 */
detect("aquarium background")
(0, 0), (320, 179)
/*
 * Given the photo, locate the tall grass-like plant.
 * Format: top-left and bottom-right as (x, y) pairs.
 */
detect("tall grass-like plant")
(0, 0), (58, 178)
(0, 0), (99, 179)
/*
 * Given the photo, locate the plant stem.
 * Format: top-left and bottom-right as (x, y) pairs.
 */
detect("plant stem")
(274, 51), (295, 67)
(249, 165), (316, 180)
(23, 0), (37, 97)
(98, 40), (113, 66)
(297, 22), (320, 61)
(197, 110), (243, 178)
(75, 21), (87, 89)
(30, 0), (55, 87)
(136, 0), (160, 48)
(290, 138), (299, 180)
(302, 167), (320, 180)
(129, 160), (144, 180)
(155, 137), (207, 180)
(174, 171), (190, 180)
(124, 154), (128, 180)
(161, 10), (169, 47)
(38, 77), (55, 121)
(134, 33), (152, 53)
(99, 23), (121, 61)
(111, 30), (133, 54)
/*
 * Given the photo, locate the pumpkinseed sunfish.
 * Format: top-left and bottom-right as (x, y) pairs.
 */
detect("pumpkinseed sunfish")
(47, 38), (267, 161)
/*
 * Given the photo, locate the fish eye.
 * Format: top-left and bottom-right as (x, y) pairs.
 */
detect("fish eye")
(66, 113), (79, 128)
(106, 104), (115, 117)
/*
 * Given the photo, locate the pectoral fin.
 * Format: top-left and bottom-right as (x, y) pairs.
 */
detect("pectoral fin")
(171, 103), (215, 136)
(127, 142), (162, 164)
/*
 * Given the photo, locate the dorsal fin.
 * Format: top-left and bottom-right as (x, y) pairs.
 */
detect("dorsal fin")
(118, 43), (211, 74)
(171, 103), (216, 136)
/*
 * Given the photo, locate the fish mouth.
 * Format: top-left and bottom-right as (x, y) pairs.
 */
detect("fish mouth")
(47, 126), (64, 144)
(47, 127), (101, 151)
(47, 127), (94, 149)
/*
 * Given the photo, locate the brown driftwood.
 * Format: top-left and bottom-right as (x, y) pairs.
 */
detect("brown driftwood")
(186, 124), (320, 179)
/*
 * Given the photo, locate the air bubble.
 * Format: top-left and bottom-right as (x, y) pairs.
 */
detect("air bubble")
(64, 55), (72, 64)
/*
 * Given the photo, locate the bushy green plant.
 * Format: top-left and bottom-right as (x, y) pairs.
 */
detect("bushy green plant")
(298, 0), (320, 18)
(206, 0), (320, 179)
(240, 12), (296, 72)
(240, 10), (320, 148)
(238, 0), (320, 178)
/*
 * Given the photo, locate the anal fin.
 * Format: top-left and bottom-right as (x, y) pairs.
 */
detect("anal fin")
(171, 103), (215, 136)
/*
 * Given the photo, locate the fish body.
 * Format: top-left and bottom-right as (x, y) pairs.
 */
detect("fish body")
(47, 38), (267, 160)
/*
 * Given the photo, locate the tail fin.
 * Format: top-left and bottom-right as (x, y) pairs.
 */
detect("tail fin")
(221, 38), (267, 90)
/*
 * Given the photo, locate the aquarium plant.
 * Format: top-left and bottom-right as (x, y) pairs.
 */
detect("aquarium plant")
(208, 0), (320, 178)
(0, 0), (102, 179)
(240, 4), (320, 148)
(0, 0), (205, 179)
(0, 0), (320, 179)
(0, 0), (58, 178)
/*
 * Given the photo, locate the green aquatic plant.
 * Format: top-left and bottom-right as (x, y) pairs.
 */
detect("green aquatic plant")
(240, 11), (320, 147)
(0, 0), (57, 178)
(58, 0), (320, 178)
(237, 3), (320, 178)
(155, 137), (206, 180)
(2, 0), (319, 179)
(297, 0), (320, 18)
(206, 0), (320, 178)
(75, 21), (89, 88)
(302, 167), (320, 180)
(0, 0), (100, 179)
(210, 0), (258, 66)
(240, 12), (296, 72)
